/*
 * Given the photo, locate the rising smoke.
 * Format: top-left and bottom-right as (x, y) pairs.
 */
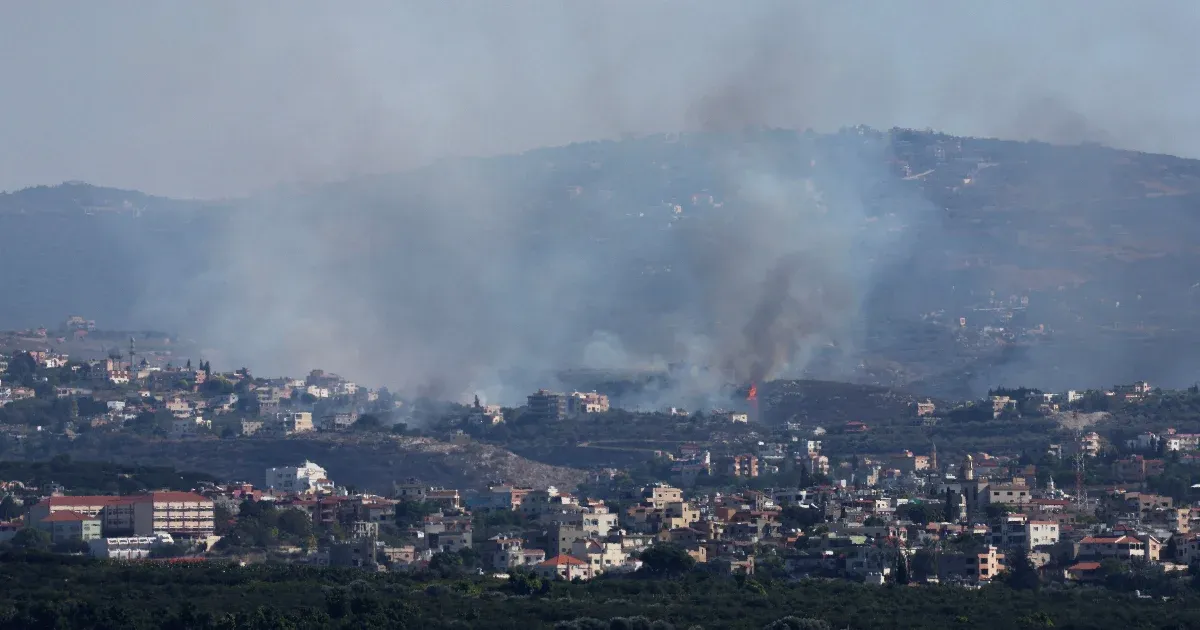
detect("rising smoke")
(5, 3), (1200, 405)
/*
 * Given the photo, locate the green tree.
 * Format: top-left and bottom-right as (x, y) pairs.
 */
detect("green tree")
(639, 543), (696, 576)
(9, 527), (51, 552)
(0, 495), (21, 521)
(4, 353), (38, 387)
(1003, 547), (1040, 591)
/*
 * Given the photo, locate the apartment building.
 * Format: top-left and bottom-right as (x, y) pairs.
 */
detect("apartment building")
(990, 515), (1060, 550)
(526, 390), (568, 422)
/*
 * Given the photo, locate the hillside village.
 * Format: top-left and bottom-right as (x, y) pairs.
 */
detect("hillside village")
(5, 324), (1200, 592)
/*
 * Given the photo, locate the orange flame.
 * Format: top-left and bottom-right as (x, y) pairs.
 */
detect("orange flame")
(747, 383), (758, 401)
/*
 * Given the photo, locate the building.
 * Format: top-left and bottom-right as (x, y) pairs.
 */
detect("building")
(89, 533), (174, 560)
(280, 412), (314, 434)
(725, 454), (760, 478)
(567, 391), (610, 415)
(1077, 535), (1146, 561)
(990, 515), (1059, 550)
(1065, 432), (1102, 458)
(526, 390), (568, 422)
(535, 554), (593, 581)
(485, 536), (545, 571)
(646, 484), (683, 509)
(37, 510), (102, 544)
(939, 545), (1005, 584)
(132, 492), (215, 539)
(29, 491), (211, 540)
(266, 461), (330, 494)
(985, 482), (1033, 507)
(319, 412), (358, 431)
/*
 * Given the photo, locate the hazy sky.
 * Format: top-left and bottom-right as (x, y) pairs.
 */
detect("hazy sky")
(2, 1), (1199, 198)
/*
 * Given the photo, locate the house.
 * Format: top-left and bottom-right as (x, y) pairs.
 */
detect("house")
(939, 545), (1005, 584)
(1065, 561), (1103, 582)
(567, 391), (610, 415)
(485, 536), (545, 571)
(280, 412), (314, 434)
(1077, 535), (1146, 561)
(570, 539), (631, 575)
(535, 554), (593, 581)
(425, 489), (462, 511)
(266, 461), (330, 494)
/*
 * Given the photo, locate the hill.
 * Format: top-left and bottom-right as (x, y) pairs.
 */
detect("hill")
(3, 433), (586, 494)
(5, 128), (1200, 398)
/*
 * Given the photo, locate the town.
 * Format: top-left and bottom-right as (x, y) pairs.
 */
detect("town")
(3, 321), (1200, 598)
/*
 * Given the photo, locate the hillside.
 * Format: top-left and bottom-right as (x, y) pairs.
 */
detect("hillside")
(5, 128), (1200, 397)
(3, 433), (587, 494)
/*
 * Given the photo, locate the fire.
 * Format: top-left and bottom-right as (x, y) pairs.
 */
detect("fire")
(747, 383), (758, 401)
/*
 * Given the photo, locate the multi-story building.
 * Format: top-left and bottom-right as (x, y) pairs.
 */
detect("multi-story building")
(567, 391), (610, 415)
(725, 454), (760, 478)
(280, 412), (314, 434)
(30, 492), (212, 538)
(646, 484), (683, 509)
(265, 460), (329, 494)
(36, 511), (102, 544)
(990, 515), (1060, 550)
(132, 492), (215, 538)
(526, 390), (568, 422)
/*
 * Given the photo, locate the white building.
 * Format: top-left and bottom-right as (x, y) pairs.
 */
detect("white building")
(89, 533), (174, 560)
(266, 461), (330, 494)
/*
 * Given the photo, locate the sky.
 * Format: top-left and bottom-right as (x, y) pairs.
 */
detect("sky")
(2, 1), (1199, 198)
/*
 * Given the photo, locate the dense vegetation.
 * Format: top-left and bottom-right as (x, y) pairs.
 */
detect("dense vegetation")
(0, 456), (216, 496)
(0, 553), (1196, 629)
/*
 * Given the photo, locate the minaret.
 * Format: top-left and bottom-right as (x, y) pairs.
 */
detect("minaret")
(1046, 475), (1056, 494)
(960, 454), (974, 481)
(930, 441), (938, 472)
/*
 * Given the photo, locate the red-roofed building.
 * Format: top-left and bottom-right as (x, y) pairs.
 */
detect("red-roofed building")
(35, 510), (102, 544)
(535, 554), (593, 581)
(29, 492), (213, 538)
(1065, 561), (1102, 582)
(1078, 535), (1146, 561)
